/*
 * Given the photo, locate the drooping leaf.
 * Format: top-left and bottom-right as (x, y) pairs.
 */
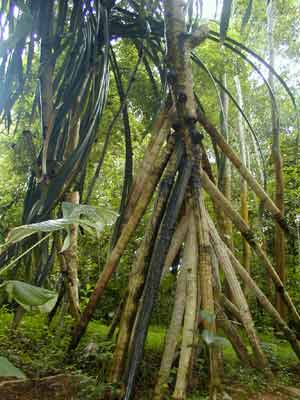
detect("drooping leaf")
(220, 0), (233, 43)
(0, 356), (26, 379)
(61, 231), (71, 253)
(62, 202), (117, 226)
(0, 280), (57, 312)
(6, 218), (78, 244)
(192, 54), (266, 179)
(210, 28), (300, 158)
(5, 203), (117, 247)
(0, 10), (33, 57)
(37, 295), (58, 313)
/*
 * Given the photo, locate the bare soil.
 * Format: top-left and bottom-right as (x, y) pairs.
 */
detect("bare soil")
(1, 377), (300, 400)
(248, 393), (289, 399)
(0, 374), (78, 400)
(228, 384), (300, 400)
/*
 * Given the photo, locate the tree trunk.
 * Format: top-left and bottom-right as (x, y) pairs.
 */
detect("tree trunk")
(267, 0), (286, 318)
(196, 198), (221, 399)
(154, 267), (187, 400)
(63, 191), (80, 321)
(234, 75), (251, 297)
(218, 73), (233, 250)
(109, 142), (183, 384)
(218, 73), (234, 304)
(70, 136), (175, 350)
(207, 214), (268, 369)
(161, 211), (189, 279)
(227, 244), (300, 360)
(123, 157), (192, 400)
(198, 112), (291, 236)
(173, 212), (198, 400)
(202, 171), (300, 327)
(216, 306), (252, 366)
(62, 87), (84, 321)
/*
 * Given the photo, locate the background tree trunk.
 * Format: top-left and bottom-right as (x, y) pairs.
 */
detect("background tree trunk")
(267, 0), (286, 318)
(234, 75), (251, 297)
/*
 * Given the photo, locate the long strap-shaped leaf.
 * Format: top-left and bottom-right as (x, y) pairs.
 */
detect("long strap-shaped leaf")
(191, 53), (266, 186)
(209, 30), (300, 154)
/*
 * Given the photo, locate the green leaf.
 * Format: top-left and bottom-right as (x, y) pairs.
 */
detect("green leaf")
(0, 356), (26, 379)
(37, 295), (58, 313)
(220, 0), (233, 43)
(61, 231), (71, 253)
(5, 203), (117, 247)
(6, 218), (78, 244)
(0, 10), (33, 57)
(62, 202), (117, 226)
(0, 280), (57, 312)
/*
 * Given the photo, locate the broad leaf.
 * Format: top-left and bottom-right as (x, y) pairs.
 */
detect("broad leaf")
(5, 203), (117, 248)
(0, 280), (57, 312)
(6, 218), (78, 244)
(0, 356), (26, 379)
(62, 202), (117, 225)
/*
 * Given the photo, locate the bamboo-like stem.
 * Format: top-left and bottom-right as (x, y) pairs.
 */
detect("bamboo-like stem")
(161, 210), (189, 279)
(234, 75), (251, 296)
(216, 306), (252, 366)
(123, 157), (193, 400)
(202, 170), (300, 326)
(69, 137), (175, 350)
(62, 81), (85, 321)
(226, 246), (300, 360)
(109, 142), (183, 384)
(55, 234), (80, 322)
(210, 250), (252, 366)
(173, 212), (198, 400)
(207, 215), (268, 369)
(106, 296), (124, 339)
(62, 192), (81, 322)
(198, 112), (291, 236)
(219, 295), (244, 324)
(196, 196), (221, 399)
(267, 0), (286, 318)
(218, 73), (233, 251)
(154, 267), (187, 400)
(123, 105), (171, 224)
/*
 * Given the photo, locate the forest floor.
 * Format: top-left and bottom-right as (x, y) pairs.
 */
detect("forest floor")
(0, 310), (299, 399)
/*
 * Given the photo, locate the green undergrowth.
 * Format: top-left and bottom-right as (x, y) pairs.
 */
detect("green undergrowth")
(0, 308), (299, 399)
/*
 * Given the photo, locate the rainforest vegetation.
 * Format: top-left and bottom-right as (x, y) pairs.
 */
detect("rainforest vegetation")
(0, 0), (300, 399)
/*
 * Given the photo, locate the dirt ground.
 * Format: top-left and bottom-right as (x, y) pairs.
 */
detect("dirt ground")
(248, 393), (289, 400)
(226, 384), (300, 400)
(1, 377), (300, 400)
(0, 374), (78, 400)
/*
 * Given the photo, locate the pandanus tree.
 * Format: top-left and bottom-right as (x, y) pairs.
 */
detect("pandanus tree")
(0, 0), (300, 399)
